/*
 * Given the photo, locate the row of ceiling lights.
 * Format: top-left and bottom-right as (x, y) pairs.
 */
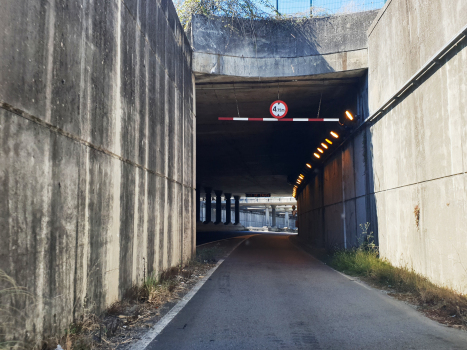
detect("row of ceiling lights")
(292, 111), (355, 198)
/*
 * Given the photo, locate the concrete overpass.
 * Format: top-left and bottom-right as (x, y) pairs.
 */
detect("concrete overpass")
(198, 196), (297, 231)
(193, 11), (377, 196)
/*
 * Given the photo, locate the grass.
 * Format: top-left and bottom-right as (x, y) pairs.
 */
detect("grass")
(0, 269), (34, 350)
(139, 267), (184, 305)
(45, 245), (226, 349)
(140, 246), (222, 304)
(48, 264), (202, 350)
(331, 248), (467, 329)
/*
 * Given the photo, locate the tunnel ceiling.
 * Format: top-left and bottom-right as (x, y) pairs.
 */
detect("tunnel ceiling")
(196, 70), (366, 196)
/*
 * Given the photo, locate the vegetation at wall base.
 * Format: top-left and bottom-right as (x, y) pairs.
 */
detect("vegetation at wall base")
(34, 244), (227, 350)
(0, 270), (33, 350)
(331, 248), (467, 330)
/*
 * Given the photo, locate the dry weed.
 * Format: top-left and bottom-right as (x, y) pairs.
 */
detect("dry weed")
(0, 269), (34, 350)
(332, 249), (467, 330)
(45, 246), (223, 350)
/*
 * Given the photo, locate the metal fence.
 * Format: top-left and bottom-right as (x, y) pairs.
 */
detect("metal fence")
(269, 0), (386, 16)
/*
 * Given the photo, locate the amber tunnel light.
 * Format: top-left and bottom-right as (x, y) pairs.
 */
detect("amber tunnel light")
(325, 139), (333, 144)
(317, 148), (324, 154)
(345, 110), (354, 120)
(306, 163), (312, 168)
(330, 131), (339, 138)
(321, 143), (328, 149)
(314, 153), (320, 159)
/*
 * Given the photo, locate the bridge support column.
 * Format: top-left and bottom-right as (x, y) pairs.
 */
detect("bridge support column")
(234, 195), (240, 225)
(224, 193), (232, 225)
(265, 206), (270, 227)
(271, 205), (277, 228)
(196, 185), (201, 222)
(214, 190), (223, 224)
(204, 187), (212, 223)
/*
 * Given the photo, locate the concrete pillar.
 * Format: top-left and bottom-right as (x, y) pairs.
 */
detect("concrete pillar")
(224, 193), (232, 225)
(285, 209), (289, 228)
(214, 190), (222, 224)
(271, 205), (277, 228)
(234, 195), (240, 225)
(265, 206), (270, 227)
(196, 186), (201, 222)
(204, 187), (212, 223)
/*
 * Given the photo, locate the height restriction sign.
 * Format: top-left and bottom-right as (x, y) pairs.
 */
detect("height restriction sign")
(270, 100), (288, 119)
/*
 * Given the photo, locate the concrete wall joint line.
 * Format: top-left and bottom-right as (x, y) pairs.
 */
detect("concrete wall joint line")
(371, 171), (466, 195)
(367, 0), (394, 38)
(300, 171), (466, 217)
(0, 101), (195, 191)
(299, 194), (368, 214)
(195, 48), (368, 60)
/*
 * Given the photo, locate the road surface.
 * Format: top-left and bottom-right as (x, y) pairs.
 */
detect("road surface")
(147, 234), (467, 349)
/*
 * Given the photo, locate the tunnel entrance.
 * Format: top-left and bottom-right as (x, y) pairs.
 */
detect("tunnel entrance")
(196, 72), (365, 197)
(192, 11), (376, 198)
(192, 11), (376, 236)
(191, 0), (467, 296)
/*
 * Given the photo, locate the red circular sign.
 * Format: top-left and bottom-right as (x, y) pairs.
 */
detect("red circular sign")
(270, 100), (288, 119)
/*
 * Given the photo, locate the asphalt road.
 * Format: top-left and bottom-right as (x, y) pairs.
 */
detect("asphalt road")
(147, 234), (467, 349)
(196, 231), (255, 245)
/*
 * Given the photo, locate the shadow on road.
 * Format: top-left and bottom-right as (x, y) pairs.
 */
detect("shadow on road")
(196, 230), (297, 246)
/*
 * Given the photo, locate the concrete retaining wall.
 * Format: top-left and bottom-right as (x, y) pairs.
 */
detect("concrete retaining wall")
(0, 0), (195, 343)
(298, 0), (467, 295)
(367, 0), (467, 295)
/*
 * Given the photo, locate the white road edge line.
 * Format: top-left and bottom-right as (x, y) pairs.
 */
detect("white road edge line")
(130, 237), (249, 350)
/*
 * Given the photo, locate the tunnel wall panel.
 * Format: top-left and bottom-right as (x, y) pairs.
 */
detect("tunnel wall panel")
(0, 0), (195, 344)
(297, 87), (376, 251)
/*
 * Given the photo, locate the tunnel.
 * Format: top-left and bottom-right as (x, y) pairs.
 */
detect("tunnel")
(1, 0), (467, 342)
(193, 11), (377, 248)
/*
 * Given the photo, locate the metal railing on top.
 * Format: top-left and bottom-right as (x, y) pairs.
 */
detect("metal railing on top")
(268, 0), (386, 16)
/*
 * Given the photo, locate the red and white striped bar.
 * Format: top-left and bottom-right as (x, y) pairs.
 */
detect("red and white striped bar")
(218, 117), (339, 122)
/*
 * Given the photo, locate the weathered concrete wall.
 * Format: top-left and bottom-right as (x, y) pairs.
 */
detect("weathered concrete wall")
(192, 11), (378, 77)
(298, 0), (467, 295)
(297, 75), (378, 251)
(0, 0), (195, 343)
(367, 0), (467, 294)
